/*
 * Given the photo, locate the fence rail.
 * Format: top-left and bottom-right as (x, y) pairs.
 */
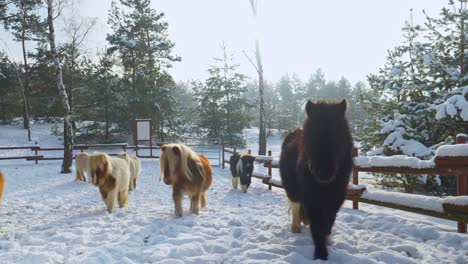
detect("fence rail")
(221, 134), (468, 233)
(0, 137), (223, 166)
(0, 143), (161, 163)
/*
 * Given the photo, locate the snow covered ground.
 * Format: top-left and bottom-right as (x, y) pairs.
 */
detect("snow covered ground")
(0, 124), (467, 263)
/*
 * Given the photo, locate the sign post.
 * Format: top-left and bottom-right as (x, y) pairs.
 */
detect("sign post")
(133, 119), (153, 157)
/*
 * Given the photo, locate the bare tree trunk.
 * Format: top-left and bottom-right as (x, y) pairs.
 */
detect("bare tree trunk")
(248, 0), (267, 155)
(20, 4), (31, 140)
(105, 88), (109, 142)
(68, 48), (77, 131)
(1, 96), (5, 123)
(46, 0), (74, 173)
(459, 0), (466, 79)
(256, 40), (266, 155)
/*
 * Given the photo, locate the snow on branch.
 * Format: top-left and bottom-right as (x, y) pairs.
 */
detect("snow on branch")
(435, 85), (468, 121)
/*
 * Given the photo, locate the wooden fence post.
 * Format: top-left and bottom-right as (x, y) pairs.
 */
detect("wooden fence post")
(268, 150), (272, 190)
(34, 146), (39, 165)
(456, 133), (467, 233)
(353, 146), (359, 210)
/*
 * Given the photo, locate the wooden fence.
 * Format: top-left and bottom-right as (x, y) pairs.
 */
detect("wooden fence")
(221, 135), (468, 233)
(0, 143), (160, 163)
(0, 138), (222, 165)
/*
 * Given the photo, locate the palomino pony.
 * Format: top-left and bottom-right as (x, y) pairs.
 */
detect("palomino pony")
(279, 99), (353, 260)
(160, 143), (213, 216)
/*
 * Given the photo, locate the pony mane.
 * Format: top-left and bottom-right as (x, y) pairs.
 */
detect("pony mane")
(89, 153), (112, 185)
(160, 143), (203, 182)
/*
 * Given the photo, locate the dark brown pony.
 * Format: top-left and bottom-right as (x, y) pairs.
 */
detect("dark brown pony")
(160, 143), (213, 216)
(280, 99), (353, 260)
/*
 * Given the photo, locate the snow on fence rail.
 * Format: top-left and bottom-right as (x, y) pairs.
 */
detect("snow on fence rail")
(221, 134), (468, 233)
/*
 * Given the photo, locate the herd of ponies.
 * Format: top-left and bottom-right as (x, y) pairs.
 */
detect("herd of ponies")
(0, 99), (353, 261)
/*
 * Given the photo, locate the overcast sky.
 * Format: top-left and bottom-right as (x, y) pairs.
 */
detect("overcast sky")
(0, 0), (449, 85)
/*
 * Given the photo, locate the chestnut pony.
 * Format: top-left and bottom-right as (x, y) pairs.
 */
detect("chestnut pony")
(160, 143), (213, 216)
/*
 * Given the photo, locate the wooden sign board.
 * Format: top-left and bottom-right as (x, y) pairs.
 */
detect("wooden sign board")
(136, 120), (151, 141)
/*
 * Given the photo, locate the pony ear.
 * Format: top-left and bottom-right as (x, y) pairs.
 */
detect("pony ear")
(172, 146), (181, 156)
(337, 99), (347, 113)
(305, 100), (316, 116)
(161, 145), (166, 151)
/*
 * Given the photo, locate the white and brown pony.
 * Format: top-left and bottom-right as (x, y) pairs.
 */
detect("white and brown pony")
(75, 152), (104, 182)
(117, 153), (141, 191)
(88, 153), (131, 213)
(160, 143), (213, 216)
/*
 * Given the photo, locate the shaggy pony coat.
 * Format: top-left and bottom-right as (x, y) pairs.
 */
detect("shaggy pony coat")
(280, 99), (353, 260)
(116, 153), (141, 191)
(75, 152), (104, 182)
(160, 143), (213, 216)
(229, 152), (255, 193)
(0, 171), (4, 206)
(88, 153), (131, 213)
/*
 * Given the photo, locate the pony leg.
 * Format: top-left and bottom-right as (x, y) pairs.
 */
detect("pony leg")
(301, 206), (310, 226)
(118, 189), (129, 208)
(104, 191), (117, 214)
(241, 184), (248, 193)
(308, 208), (328, 260)
(75, 170), (83, 181)
(133, 178), (137, 190)
(172, 189), (183, 217)
(200, 192), (208, 208)
(324, 210), (338, 245)
(190, 193), (201, 214)
(232, 177), (239, 189)
(290, 201), (302, 233)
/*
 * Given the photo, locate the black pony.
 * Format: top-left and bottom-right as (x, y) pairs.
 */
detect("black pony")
(230, 153), (255, 193)
(279, 99), (353, 260)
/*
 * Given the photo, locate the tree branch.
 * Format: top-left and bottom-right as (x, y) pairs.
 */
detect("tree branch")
(242, 50), (259, 73)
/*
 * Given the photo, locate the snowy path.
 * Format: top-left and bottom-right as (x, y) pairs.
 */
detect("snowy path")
(1, 159), (467, 264)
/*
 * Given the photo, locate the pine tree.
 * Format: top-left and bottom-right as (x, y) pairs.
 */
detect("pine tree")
(106, 0), (180, 133)
(305, 69), (326, 101)
(276, 74), (297, 131)
(1, 0), (45, 138)
(0, 52), (19, 123)
(194, 45), (250, 146)
(359, 1), (467, 194)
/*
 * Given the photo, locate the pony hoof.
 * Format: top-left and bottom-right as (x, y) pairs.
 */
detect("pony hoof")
(175, 213), (182, 217)
(313, 254), (328, 261)
(314, 249), (328, 260)
(241, 185), (248, 193)
(291, 226), (301, 233)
